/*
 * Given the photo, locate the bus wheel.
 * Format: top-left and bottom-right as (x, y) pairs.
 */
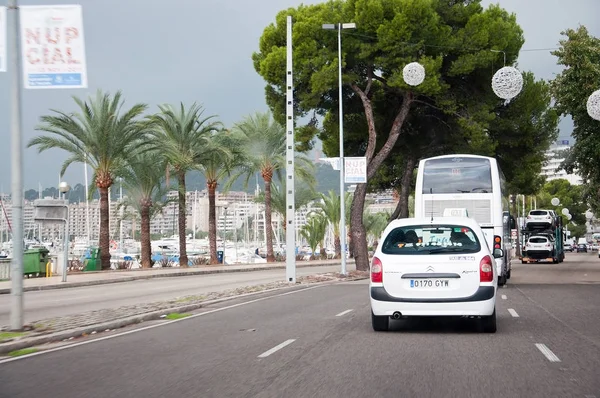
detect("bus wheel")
(498, 274), (507, 286)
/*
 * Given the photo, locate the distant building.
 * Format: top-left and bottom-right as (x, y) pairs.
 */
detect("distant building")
(540, 143), (583, 185)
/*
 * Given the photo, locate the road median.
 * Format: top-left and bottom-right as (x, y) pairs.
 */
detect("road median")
(0, 258), (356, 294)
(0, 271), (368, 356)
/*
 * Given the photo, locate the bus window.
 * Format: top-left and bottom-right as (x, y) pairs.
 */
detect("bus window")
(422, 157), (493, 194)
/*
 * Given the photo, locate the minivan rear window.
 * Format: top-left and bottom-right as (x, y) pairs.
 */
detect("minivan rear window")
(530, 211), (548, 216)
(381, 224), (481, 255)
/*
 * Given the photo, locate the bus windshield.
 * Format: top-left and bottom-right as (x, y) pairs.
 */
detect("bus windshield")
(422, 157), (493, 194)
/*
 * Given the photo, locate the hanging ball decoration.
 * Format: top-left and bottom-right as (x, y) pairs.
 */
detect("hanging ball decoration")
(586, 89), (600, 121)
(491, 66), (524, 100)
(403, 62), (426, 86)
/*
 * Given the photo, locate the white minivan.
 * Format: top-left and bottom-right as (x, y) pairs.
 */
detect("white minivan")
(369, 216), (501, 333)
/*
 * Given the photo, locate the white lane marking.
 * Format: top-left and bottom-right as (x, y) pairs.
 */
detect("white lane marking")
(336, 309), (353, 317)
(507, 308), (519, 317)
(0, 285), (323, 365)
(535, 343), (561, 362)
(257, 339), (296, 358)
(501, 295), (507, 300)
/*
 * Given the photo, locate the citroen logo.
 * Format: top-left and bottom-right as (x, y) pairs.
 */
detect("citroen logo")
(426, 266), (435, 272)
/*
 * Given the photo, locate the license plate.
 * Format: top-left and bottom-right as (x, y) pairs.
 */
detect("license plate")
(410, 279), (450, 288)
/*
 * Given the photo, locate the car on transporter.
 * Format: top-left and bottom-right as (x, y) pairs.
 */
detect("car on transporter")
(369, 216), (502, 333)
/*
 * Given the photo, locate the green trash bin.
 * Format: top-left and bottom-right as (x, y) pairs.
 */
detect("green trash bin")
(84, 247), (100, 271)
(23, 248), (50, 277)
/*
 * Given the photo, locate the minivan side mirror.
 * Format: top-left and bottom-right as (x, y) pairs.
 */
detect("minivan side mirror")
(493, 248), (504, 259)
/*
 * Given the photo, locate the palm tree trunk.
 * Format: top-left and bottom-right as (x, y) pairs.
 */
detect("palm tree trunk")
(140, 203), (151, 268)
(334, 234), (341, 259)
(177, 172), (189, 267)
(264, 178), (275, 262)
(207, 180), (219, 264)
(99, 186), (111, 270)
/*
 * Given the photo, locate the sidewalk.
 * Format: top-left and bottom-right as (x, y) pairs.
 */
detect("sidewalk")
(0, 258), (356, 294)
(0, 270), (368, 356)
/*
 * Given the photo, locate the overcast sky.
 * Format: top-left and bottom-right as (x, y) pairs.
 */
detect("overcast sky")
(0, 0), (598, 191)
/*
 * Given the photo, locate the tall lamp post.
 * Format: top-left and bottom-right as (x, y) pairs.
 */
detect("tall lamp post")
(322, 22), (356, 275)
(222, 205), (228, 264)
(59, 182), (71, 283)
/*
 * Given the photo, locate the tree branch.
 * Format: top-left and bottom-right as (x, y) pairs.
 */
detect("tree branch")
(367, 92), (414, 178)
(365, 65), (373, 97)
(351, 83), (377, 163)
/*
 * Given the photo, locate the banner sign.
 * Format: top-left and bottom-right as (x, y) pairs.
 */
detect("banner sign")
(20, 5), (87, 89)
(0, 7), (6, 72)
(344, 157), (367, 184)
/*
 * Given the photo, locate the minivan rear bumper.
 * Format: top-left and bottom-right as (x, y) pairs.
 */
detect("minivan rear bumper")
(370, 286), (496, 317)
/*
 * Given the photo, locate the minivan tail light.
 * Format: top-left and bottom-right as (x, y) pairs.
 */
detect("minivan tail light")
(479, 255), (494, 283)
(371, 257), (383, 283)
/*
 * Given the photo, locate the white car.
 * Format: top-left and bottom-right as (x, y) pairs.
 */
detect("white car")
(369, 216), (501, 333)
(523, 235), (557, 262)
(525, 209), (556, 230)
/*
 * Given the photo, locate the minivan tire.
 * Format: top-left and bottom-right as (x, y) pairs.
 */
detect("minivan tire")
(480, 308), (497, 333)
(371, 311), (389, 332)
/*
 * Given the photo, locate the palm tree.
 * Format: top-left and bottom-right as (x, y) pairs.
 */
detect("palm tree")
(117, 152), (171, 268)
(197, 129), (242, 264)
(316, 190), (353, 259)
(363, 211), (390, 249)
(28, 90), (147, 270)
(147, 102), (222, 267)
(230, 111), (315, 262)
(300, 214), (327, 260)
(254, 181), (319, 245)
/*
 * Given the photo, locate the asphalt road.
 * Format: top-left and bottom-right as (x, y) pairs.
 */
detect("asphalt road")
(1, 253), (599, 397)
(0, 264), (354, 325)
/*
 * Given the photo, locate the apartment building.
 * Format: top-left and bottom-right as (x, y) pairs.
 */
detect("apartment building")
(540, 143), (583, 185)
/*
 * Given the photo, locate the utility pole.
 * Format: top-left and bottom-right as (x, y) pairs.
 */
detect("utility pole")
(8, 0), (24, 331)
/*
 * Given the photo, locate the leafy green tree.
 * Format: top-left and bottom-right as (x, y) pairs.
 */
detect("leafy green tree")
(536, 179), (587, 226)
(147, 103), (222, 267)
(568, 223), (587, 241)
(550, 26), (600, 210)
(253, 0), (524, 270)
(490, 71), (559, 196)
(230, 111), (316, 262)
(28, 90), (147, 270)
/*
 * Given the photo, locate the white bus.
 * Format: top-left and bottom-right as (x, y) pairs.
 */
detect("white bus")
(414, 154), (513, 285)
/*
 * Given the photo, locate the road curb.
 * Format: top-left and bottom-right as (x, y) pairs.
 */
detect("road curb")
(0, 277), (366, 356)
(0, 260), (356, 294)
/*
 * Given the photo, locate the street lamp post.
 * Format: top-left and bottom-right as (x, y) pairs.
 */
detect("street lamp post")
(223, 206), (228, 265)
(322, 22), (356, 275)
(59, 182), (71, 282)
